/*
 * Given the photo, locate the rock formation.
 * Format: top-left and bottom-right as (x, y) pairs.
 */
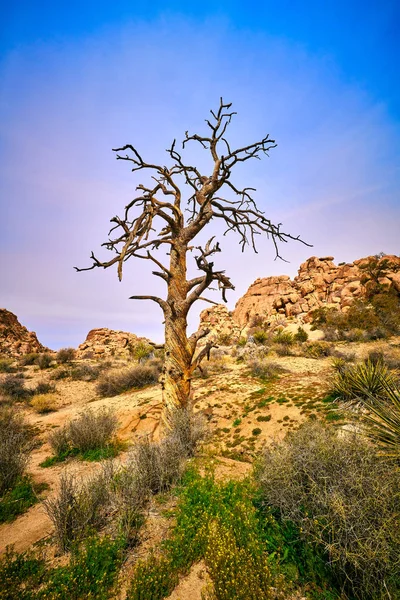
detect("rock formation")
(198, 305), (243, 345)
(76, 328), (155, 359)
(0, 309), (48, 356)
(233, 254), (400, 327)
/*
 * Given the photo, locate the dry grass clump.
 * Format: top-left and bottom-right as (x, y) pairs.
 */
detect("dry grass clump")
(44, 470), (111, 552)
(0, 408), (33, 495)
(30, 394), (58, 414)
(255, 421), (400, 599)
(49, 408), (118, 455)
(97, 364), (161, 397)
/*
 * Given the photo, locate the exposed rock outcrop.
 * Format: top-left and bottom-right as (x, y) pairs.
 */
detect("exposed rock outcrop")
(233, 254), (400, 326)
(76, 328), (155, 359)
(198, 305), (243, 345)
(0, 309), (48, 356)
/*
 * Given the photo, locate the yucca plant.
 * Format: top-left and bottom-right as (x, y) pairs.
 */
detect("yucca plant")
(362, 378), (400, 459)
(331, 359), (397, 404)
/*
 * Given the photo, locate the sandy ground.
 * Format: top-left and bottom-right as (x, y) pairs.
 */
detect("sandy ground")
(1, 337), (399, 595)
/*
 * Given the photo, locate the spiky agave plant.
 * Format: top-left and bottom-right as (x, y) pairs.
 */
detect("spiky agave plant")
(331, 359), (397, 405)
(362, 378), (400, 459)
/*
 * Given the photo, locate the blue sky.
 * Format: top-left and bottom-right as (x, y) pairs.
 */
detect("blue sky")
(1, 1), (399, 348)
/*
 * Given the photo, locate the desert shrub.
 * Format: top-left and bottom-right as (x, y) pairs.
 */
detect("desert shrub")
(272, 330), (294, 346)
(293, 326), (308, 343)
(331, 359), (396, 404)
(44, 470), (111, 552)
(249, 314), (266, 329)
(48, 426), (70, 456)
(43, 535), (124, 600)
(0, 408), (32, 496)
(50, 367), (70, 380)
(255, 421), (400, 599)
(19, 353), (39, 366)
(203, 520), (281, 600)
(0, 476), (47, 524)
(30, 394), (58, 414)
(36, 353), (53, 370)
(165, 406), (206, 458)
(56, 347), (76, 364)
(131, 341), (153, 362)
(274, 343), (293, 357)
(67, 408), (118, 453)
(248, 359), (284, 381)
(70, 363), (102, 381)
(34, 381), (56, 395)
(128, 435), (183, 496)
(252, 329), (269, 345)
(97, 364), (160, 397)
(0, 358), (16, 373)
(303, 341), (332, 358)
(0, 535), (125, 600)
(0, 375), (32, 400)
(237, 336), (247, 347)
(0, 547), (47, 598)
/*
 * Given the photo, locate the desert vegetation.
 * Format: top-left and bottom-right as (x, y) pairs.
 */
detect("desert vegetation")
(1, 329), (400, 599)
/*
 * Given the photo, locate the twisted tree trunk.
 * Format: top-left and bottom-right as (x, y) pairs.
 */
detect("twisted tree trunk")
(161, 242), (194, 413)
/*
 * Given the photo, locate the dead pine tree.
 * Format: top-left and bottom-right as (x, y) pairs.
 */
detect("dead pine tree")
(76, 99), (308, 418)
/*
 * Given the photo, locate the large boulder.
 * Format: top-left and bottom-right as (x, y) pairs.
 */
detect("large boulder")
(76, 328), (155, 359)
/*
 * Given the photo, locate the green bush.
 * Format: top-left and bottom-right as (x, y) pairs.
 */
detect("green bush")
(0, 536), (125, 600)
(130, 341), (153, 362)
(294, 326), (308, 343)
(252, 329), (269, 345)
(272, 330), (294, 346)
(255, 421), (400, 599)
(0, 477), (47, 523)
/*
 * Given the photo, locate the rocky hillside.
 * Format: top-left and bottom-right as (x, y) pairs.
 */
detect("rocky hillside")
(0, 309), (48, 356)
(233, 254), (400, 326)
